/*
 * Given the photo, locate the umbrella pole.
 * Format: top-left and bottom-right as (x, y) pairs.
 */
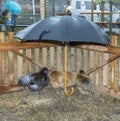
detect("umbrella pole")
(64, 44), (74, 96)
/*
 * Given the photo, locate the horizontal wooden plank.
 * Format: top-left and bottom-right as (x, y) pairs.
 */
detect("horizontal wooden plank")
(73, 44), (120, 55)
(0, 84), (24, 94)
(57, 11), (120, 15)
(96, 22), (120, 24)
(0, 42), (59, 50)
(1, 42), (120, 56)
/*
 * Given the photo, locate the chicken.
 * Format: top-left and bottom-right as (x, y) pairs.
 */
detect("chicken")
(48, 68), (77, 88)
(18, 74), (32, 88)
(18, 67), (50, 92)
(76, 70), (95, 94)
(27, 84), (42, 92)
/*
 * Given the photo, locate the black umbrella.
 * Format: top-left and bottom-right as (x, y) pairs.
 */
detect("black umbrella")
(15, 15), (110, 45)
(15, 15), (111, 96)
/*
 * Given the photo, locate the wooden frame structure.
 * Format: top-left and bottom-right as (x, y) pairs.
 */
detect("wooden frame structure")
(0, 32), (120, 95)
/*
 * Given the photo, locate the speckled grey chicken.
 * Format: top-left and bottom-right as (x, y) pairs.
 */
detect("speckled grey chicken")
(76, 70), (95, 94)
(27, 83), (42, 92)
(18, 67), (50, 92)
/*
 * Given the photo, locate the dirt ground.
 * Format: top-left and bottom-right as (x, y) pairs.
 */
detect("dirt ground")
(0, 85), (120, 121)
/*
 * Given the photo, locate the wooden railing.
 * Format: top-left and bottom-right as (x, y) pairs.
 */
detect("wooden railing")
(0, 32), (120, 94)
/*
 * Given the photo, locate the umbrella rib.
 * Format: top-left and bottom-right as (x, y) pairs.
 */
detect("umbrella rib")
(90, 21), (108, 44)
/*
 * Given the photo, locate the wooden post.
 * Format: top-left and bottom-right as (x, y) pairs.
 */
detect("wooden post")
(90, 51), (94, 79)
(40, 0), (47, 68)
(76, 49), (81, 72)
(17, 50), (23, 78)
(91, 0), (94, 21)
(70, 48), (75, 71)
(40, 0), (46, 19)
(42, 48), (47, 67)
(8, 32), (14, 85)
(74, 48), (77, 71)
(26, 49), (31, 73)
(109, 1), (112, 34)
(34, 0), (42, 72)
(103, 53), (109, 86)
(0, 32), (5, 86)
(95, 52), (101, 84)
(34, 49), (40, 71)
(83, 50), (88, 72)
(80, 49), (84, 70)
(49, 47), (54, 68)
(56, 47), (62, 71)
(110, 35), (117, 92)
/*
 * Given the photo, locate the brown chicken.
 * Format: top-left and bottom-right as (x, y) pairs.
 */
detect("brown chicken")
(48, 69), (77, 88)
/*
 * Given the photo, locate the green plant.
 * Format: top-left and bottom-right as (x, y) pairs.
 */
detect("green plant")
(0, 15), (8, 24)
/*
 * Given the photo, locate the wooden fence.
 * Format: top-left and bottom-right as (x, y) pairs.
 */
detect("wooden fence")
(0, 32), (120, 94)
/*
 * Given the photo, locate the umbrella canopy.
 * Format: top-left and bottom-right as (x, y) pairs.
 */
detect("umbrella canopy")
(5, 0), (22, 15)
(15, 15), (111, 46)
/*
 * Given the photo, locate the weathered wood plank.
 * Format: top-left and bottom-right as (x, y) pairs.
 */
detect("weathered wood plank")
(95, 52), (101, 84)
(42, 48), (47, 66)
(107, 45), (120, 55)
(103, 53), (109, 86)
(26, 49), (31, 73)
(0, 84), (23, 94)
(73, 44), (120, 55)
(40, 0), (45, 19)
(70, 48), (75, 71)
(0, 42), (59, 50)
(80, 49), (84, 70)
(0, 32), (5, 86)
(57, 11), (120, 15)
(49, 47), (55, 68)
(17, 50), (23, 79)
(34, 49), (40, 71)
(11, 50), (42, 68)
(1, 42), (120, 56)
(83, 50), (88, 71)
(8, 32), (14, 85)
(110, 35), (117, 91)
(90, 51), (94, 79)
(56, 47), (62, 71)
(76, 49), (81, 72)
(86, 55), (120, 75)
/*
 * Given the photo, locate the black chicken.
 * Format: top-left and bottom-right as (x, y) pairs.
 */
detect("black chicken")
(18, 67), (50, 92)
